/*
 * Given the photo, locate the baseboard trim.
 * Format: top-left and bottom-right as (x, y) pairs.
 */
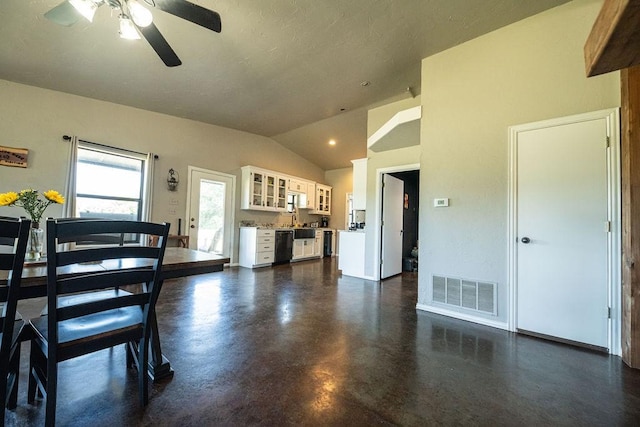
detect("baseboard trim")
(416, 303), (509, 331)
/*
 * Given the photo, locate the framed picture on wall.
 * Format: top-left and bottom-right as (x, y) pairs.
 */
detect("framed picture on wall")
(0, 146), (28, 168)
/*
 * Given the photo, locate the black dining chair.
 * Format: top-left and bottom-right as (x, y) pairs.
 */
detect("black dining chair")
(27, 218), (170, 426)
(0, 216), (30, 424)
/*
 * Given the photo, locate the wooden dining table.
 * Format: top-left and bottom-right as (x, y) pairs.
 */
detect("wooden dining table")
(0, 247), (230, 381)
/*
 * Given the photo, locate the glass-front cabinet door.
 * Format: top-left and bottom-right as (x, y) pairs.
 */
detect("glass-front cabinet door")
(251, 171), (264, 208)
(265, 174), (276, 208)
(276, 177), (287, 210)
(315, 184), (331, 215)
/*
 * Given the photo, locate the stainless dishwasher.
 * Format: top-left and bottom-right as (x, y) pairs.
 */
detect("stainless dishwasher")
(274, 230), (293, 264)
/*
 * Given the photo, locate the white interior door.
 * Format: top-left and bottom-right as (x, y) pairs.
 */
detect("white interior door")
(516, 117), (609, 349)
(187, 167), (235, 260)
(381, 174), (403, 279)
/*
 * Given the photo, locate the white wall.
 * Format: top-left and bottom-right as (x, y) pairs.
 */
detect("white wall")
(0, 80), (326, 262)
(418, 0), (620, 325)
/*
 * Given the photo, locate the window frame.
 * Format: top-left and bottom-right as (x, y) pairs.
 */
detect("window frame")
(73, 141), (150, 245)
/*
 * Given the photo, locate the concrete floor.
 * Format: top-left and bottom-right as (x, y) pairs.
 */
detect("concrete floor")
(5, 257), (640, 426)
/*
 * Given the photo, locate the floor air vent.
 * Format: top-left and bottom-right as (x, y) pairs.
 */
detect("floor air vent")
(432, 275), (497, 315)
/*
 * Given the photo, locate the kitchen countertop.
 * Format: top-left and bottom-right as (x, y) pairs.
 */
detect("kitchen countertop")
(240, 226), (335, 231)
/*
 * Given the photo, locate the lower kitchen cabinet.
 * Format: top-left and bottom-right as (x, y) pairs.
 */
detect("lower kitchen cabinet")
(314, 229), (322, 256)
(292, 230), (325, 261)
(239, 227), (275, 268)
(292, 238), (315, 260)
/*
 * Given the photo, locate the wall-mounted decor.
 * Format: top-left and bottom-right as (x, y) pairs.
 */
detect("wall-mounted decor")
(167, 168), (179, 191)
(0, 146), (28, 168)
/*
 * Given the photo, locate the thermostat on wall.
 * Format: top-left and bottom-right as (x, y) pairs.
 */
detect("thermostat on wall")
(434, 198), (449, 207)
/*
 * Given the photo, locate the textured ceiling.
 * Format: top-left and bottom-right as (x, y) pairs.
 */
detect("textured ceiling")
(0, 0), (570, 170)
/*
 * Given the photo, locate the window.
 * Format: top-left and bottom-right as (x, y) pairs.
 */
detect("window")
(73, 142), (150, 243)
(287, 193), (296, 213)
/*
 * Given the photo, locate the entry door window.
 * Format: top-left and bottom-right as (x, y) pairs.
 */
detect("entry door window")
(198, 179), (225, 254)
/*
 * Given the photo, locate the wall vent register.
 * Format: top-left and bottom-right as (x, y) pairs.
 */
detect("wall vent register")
(431, 275), (497, 315)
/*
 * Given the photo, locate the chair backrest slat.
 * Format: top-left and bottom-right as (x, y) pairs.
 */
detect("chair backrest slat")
(0, 219), (21, 239)
(57, 269), (157, 295)
(57, 293), (150, 321)
(0, 253), (17, 271)
(56, 246), (161, 267)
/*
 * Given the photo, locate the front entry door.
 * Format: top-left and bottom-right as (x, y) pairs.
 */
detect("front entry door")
(187, 167), (235, 260)
(514, 113), (611, 349)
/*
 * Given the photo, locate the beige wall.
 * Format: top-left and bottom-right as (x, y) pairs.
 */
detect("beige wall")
(367, 95), (421, 138)
(0, 80), (326, 263)
(325, 167), (352, 232)
(419, 0), (619, 324)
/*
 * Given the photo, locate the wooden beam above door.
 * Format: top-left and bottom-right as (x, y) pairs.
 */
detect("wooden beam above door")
(584, 0), (640, 77)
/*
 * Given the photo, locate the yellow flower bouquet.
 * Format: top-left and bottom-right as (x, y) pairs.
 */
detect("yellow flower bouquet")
(0, 189), (65, 226)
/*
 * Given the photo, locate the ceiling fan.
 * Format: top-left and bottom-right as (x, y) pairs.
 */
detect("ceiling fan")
(44, 0), (222, 67)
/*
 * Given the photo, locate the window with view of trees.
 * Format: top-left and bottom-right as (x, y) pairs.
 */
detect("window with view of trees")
(75, 144), (147, 243)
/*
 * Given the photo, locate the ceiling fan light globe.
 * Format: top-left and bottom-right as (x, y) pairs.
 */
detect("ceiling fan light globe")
(128, 0), (153, 27)
(69, 0), (99, 22)
(119, 15), (141, 39)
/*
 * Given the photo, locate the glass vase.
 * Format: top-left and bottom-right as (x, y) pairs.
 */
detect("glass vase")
(26, 225), (44, 261)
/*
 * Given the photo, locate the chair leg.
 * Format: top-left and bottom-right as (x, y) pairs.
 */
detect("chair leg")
(44, 357), (57, 427)
(126, 342), (134, 369)
(7, 342), (20, 409)
(138, 337), (148, 406)
(0, 370), (7, 425)
(27, 343), (37, 404)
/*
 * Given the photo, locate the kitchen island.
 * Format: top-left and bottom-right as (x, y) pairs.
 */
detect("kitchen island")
(337, 230), (366, 278)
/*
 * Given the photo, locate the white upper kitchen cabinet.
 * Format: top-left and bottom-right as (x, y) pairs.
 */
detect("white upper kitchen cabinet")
(241, 166), (287, 212)
(305, 182), (316, 210)
(351, 158), (367, 210)
(289, 178), (315, 210)
(288, 178), (307, 192)
(312, 184), (331, 215)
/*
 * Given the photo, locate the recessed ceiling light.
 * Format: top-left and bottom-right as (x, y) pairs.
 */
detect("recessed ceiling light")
(360, 81), (371, 87)
(329, 139), (336, 146)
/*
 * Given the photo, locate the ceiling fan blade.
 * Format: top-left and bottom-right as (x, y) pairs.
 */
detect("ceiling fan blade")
(153, 0), (222, 33)
(44, 1), (82, 26)
(138, 23), (182, 67)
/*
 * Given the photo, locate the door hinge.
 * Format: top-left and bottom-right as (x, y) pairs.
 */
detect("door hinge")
(605, 221), (611, 232)
(608, 307), (611, 319)
(606, 136), (610, 148)
(381, 220), (384, 226)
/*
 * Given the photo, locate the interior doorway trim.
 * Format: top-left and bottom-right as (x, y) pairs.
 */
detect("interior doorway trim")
(507, 108), (621, 355)
(373, 163), (420, 281)
(185, 165), (237, 265)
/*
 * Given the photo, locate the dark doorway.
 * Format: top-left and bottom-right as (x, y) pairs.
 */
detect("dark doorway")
(390, 170), (419, 267)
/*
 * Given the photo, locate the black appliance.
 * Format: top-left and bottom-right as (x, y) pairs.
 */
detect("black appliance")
(274, 230), (293, 264)
(293, 228), (315, 239)
(323, 230), (333, 257)
(321, 216), (329, 228)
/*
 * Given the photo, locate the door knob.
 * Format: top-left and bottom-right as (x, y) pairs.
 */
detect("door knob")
(190, 225), (195, 229)
(521, 237), (531, 244)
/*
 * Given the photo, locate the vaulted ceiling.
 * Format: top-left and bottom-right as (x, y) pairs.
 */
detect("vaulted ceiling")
(0, 0), (570, 169)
